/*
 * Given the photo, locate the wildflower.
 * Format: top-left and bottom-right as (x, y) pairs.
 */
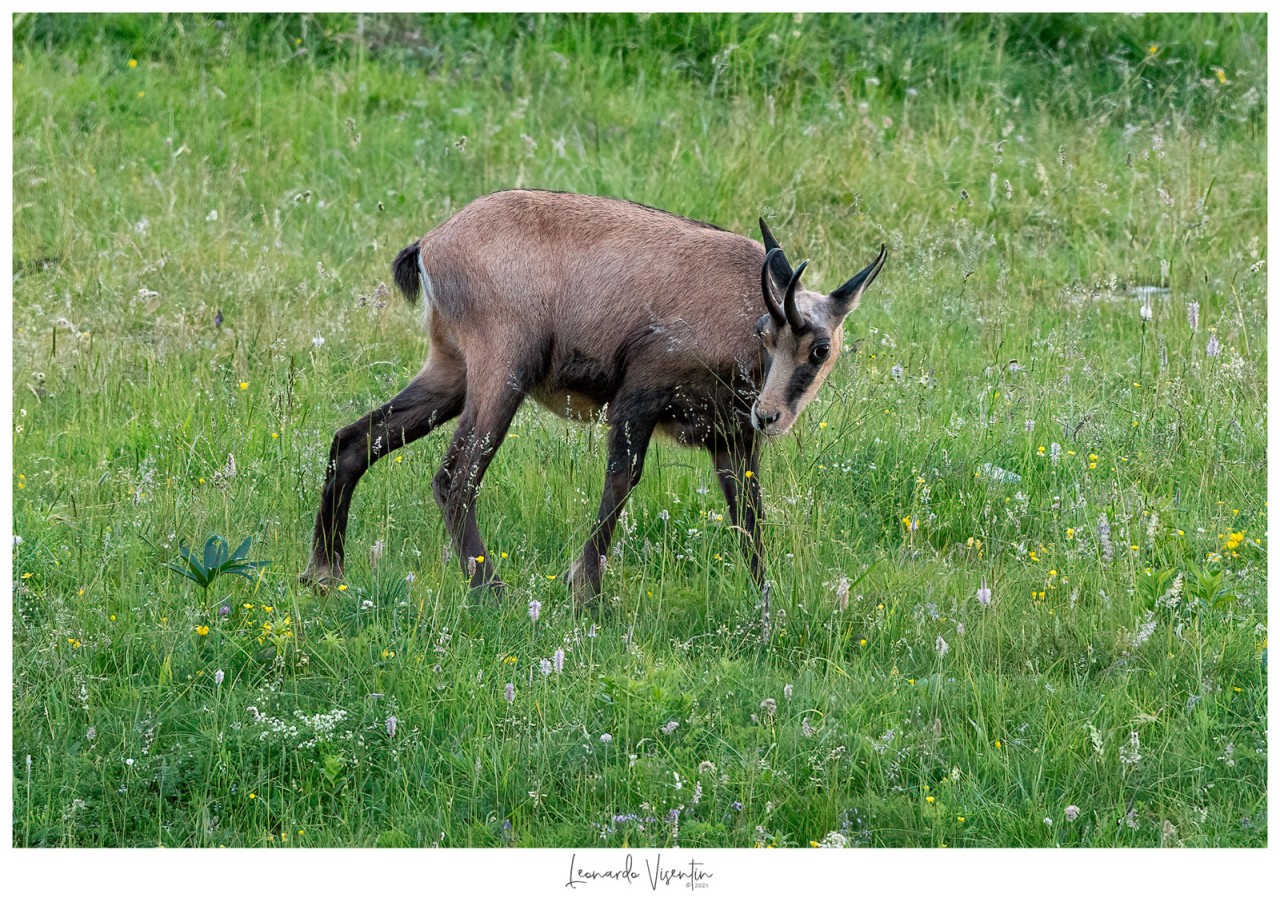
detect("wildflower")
(369, 540), (384, 568)
(312, 335), (325, 347)
(404, 571), (416, 585)
(528, 599), (542, 623)
(1049, 443), (1061, 464)
(802, 717), (815, 738)
(731, 801), (743, 813)
(1065, 805), (1080, 822)
(994, 740), (1002, 749)
(661, 720), (679, 735)
(1207, 333), (1221, 357)
(1120, 731), (1142, 769)
(1043, 817), (1053, 826)
(214, 669), (224, 686)
(600, 733), (613, 744)
(1139, 303), (1153, 321)
(1097, 513), (1114, 563)
(1065, 528), (1075, 540)
(238, 381), (248, 390)
(126, 758), (135, 767)
(818, 832), (848, 848)
(936, 636), (949, 657)
(386, 715), (397, 738)
(196, 625), (210, 637)
(552, 648), (565, 673)
(977, 581), (991, 607)
(760, 698), (777, 722)
(540, 658), (552, 676)
(219, 604), (231, 617)
(12, 535), (21, 547)
(128, 58), (138, 68)
(783, 683), (793, 701)
(1186, 301), (1199, 331)
(504, 683), (515, 703)
(835, 576), (850, 610)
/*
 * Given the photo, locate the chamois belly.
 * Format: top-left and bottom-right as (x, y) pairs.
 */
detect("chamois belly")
(529, 386), (608, 421)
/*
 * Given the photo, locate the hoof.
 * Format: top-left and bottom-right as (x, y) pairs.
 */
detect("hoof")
(566, 557), (602, 610)
(299, 565), (341, 591)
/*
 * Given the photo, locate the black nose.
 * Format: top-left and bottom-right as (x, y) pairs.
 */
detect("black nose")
(755, 409), (779, 428)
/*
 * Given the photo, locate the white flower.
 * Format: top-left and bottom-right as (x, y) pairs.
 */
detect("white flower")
(977, 581), (992, 607)
(12, 535), (22, 547)
(206, 209), (218, 222)
(936, 635), (949, 656)
(600, 733), (613, 744)
(386, 715), (397, 738)
(312, 335), (326, 347)
(214, 669), (225, 686)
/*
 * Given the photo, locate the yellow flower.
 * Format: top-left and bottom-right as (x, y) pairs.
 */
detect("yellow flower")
(1066, 528), (1075, 540)
(239, 382), (249, 390)
(819, 421), (828, 429)
(196, 625), (210, 636)
(926, 796), (935, 804)
(475, 555), (485, 563)
(337, 584), (348, 591)
(994, 740), (1002, 748)
(272, 432), (280, 439)
(1148, 44), (1158, 55)
(501, 552), (508, 559)
(810, 840), (820, 847)
(248, 793), (256, 800)
(744, 470), (754, 478)
(1088, 462), (1097, 470)
(859, 638), (867, 647)
(957, 816), (965, 823)
(1215, 68), (1227, 83)
(128, 58), (138, 68)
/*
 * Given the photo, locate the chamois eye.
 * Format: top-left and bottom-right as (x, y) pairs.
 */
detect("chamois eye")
(810, 342), (830, 364)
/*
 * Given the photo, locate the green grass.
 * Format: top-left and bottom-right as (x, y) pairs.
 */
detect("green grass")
(11, 12), (1267, 848)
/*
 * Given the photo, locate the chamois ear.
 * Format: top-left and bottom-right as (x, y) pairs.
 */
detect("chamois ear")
(830, 244), (888, 315)
(759, 218), (794, 288)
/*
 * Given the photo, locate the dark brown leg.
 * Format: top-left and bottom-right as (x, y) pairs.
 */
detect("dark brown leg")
(714, 441), (765, 588)
(303, 361), (465, 586)
(568, 411), (657, 607)
(431, 384), (525, 591)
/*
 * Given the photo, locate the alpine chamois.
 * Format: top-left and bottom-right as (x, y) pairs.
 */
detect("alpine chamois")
(302, 189), (886, 607)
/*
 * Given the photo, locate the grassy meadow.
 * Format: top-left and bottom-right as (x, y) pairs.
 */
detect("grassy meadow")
(10, 13), (1268, 848)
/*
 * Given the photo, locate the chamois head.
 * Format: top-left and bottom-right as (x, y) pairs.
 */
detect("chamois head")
(750, 220), (887, 436)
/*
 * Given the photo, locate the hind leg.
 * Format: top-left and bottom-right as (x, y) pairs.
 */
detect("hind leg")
(431, 373), (525, 591)
(303, 355), (465, 586)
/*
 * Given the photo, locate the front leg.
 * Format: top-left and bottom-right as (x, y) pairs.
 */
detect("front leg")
(570, 413), (656, 608)
(713, 442), (765, 588)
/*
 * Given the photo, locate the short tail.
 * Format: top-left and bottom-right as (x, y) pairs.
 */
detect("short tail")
(392, 240), (423, 304)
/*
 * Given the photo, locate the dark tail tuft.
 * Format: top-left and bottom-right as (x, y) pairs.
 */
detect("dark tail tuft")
(392, 241), (422, 304)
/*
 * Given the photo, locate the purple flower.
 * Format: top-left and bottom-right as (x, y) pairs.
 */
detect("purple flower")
(600, 733), (612, 744)
(539, 658), (552, 676)
(1207, 333), (1221, 357)
(504, 682), (515, 703)
(1186, 301), (1199, 331)
(1065, 805), (1080, 822)
(386, 715), (397, 738)
(553, 648), (565, 673)
(732, 801), (743, 813)
(977, 581), (992, 607)
(661, 720), (679, 735)
(528, 599), (542, 624)
(218, 605), (231, 617)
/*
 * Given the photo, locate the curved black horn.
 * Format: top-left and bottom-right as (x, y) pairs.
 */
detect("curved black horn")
(831, 244), (888, 312)
(759, 218), (794, 287)
(760, 248), (786, 324)
(783, 259), (810, 332)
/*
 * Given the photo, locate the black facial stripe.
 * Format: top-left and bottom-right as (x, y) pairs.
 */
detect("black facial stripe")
(785, 362), (821, 407)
